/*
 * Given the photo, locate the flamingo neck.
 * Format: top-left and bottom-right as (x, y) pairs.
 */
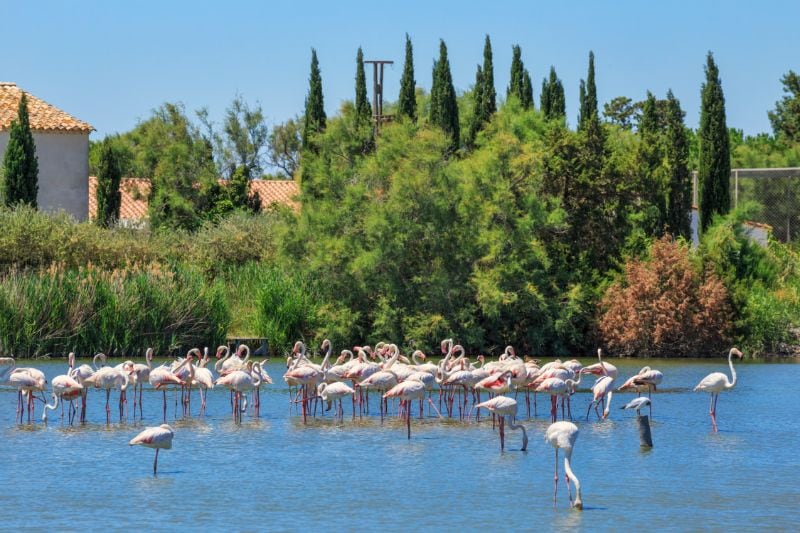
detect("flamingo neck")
(146, 348), (153, 370)
(411, 350), (423, 366)
(506, 417), (528, 451)
(251, 363), (262, 387)
(320, 343), (333, 370)
(727, 351), (737, 389)
(43, 393), (59, 421)
(93, 353), (106, 370)
(563, 449), (582, 509)
(383, 345), (401, 369)
(603, 391), (613, 418)
(215, 347), (231, 373)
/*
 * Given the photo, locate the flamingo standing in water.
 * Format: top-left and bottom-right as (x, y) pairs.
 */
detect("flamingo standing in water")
(70, 353), (105, 423)
(83, 363), (131, 424)
(618, 366), (663, 417)
(215, 362), (263, 423)
(192, 348), (215, 416)
(694, 348), (743, 432)
(383, 378), (441, 440)
(149, 356), (190, 422)
(129, 424), (174, 476)
(43, 353), (83, 423)
(545, 421), (583, 510)
(317, 382), (355, 420)
(1, 362), (47, 423)
(129, 348), (153, 419)
(474, 395), (528, 452)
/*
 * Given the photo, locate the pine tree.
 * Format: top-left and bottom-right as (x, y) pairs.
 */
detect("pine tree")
(636, 91), (666, 233)
(665, 90), (692, 239)
(481, 35), (496, 117)
(355, 47), (371, 122)
(508, 45), (524, 100)
(302, 49), (326, 147)
(579, 52), (598, 129)
(398, 33), (416, 121)
(429, 39), (460, 150)
(698, 52), (731, 232)
(95, 137), (122, 227)
(2, 93), (39, 207)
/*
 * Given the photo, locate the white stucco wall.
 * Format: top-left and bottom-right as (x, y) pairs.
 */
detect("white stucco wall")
(0, 131), (89, 220)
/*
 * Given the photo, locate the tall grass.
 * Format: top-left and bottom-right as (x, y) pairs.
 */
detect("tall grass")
(0, 263), (230, 357)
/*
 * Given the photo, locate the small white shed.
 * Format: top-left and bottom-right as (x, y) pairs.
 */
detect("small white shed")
(0, 82), (93, 219)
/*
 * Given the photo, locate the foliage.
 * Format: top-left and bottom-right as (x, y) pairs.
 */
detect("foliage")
(541, 67), (566, 121)
(698, 52), (731, 233)
(267, 117), (302, 178)
(355, 47), (371, 123)
(95, 137), (122, 227)
(481, 35), (496, 117)
(198, 95), (269, 178)
(429, 40), (460, 151)
(599, 236), (732, 356)
(398, 33), (417, 121)
(0, 263), (229, 357)
(303, 49), (326, 148)
(664, 91), (692, 240)
(579, 52), (598, 130)
(603, 96), (638, 129)
(507, 45), (532, 109)
(636, 92), (667, 234)
(2, 93), (39, 207)
(769, 70), (800, 142)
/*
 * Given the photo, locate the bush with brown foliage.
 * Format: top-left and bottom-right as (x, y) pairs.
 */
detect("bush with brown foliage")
(598, 235), (732, 357)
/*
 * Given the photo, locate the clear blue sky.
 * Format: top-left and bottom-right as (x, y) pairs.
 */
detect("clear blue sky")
(2, 0), (797, 138)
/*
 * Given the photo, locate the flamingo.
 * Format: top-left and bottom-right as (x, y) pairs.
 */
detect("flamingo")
(474, 395), (528, 452)
(44, 353), (83, 424)
(618, 366), (663, 417)
(83, 363), (131, 424)
(620, 396), (652, 416)
(536, 372), (582, 422)
(545, 421), (583, 510)
(192, 348), (215, 416)
(129, 424), (174, 476)
(383, 379), (441, 440)
(586, 375), (614, 420)
(317, 382), (355, 420)
(2, 365), (46, 423)
(694, 348), (743, 432)
(580, 349), (618, 379)
(215, 362), (263, 423)
(70, 353), (105, 422)
(129, 348), (154, 419)
(149, 356), (190, 422)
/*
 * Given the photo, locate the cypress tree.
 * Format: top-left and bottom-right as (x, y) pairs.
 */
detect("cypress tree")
(508, 45), (524, 100)
(698, 52), (730, 232)
(541, 76), (551, 117)
(579, 52), (598, 129)
(467, 64), (485, 148)
(2, 93), (39, 207)
(578, 80), (587, 127)
(398, 33), (417, 121)
(521, 69), (533, 109)
(95, 137), (122, 227)
(429, 39), (460, 150)
(355, 47), (371, 122)
(550, 74), (566, 120)
(637, 91), (666, 232)
(665, 90), (692, 239)
(481, 35), (496, 117)
(302, 48), (326, 147)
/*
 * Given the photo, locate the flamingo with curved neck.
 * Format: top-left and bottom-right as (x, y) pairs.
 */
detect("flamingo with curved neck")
(694, 348), (743, 431)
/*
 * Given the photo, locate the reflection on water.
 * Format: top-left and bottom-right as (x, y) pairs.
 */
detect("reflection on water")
(0, 358), (799, 530)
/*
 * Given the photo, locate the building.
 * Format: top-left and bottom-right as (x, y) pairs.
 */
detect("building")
(88, 177), (300, 226)
(0, 82), (93, 219)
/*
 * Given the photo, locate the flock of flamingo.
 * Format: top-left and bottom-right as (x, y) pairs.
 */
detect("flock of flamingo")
(0, 340), (744, 510)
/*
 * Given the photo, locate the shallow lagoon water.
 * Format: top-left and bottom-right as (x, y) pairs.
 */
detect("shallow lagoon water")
(1, 358), (798, 531)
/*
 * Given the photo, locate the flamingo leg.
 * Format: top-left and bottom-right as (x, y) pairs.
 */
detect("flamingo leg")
(553, 448), (559, 508)
(585, 400), (593, 421)
(163, 389), (167, 423)
(105, 389), (111, 424)
(154, 448), (159, 476)
(500, 415), (505, 451)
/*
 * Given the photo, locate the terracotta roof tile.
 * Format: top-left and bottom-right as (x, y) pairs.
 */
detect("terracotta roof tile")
(0, 82), (93, 133)
(88, 178), (299, 222)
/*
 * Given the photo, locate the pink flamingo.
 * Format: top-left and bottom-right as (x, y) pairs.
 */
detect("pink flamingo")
(83, 364), (131, 424)
(586, 375), (614, 420)
(129, 424), (174, 476)
(317, 382), (355, 420)
(69, 353), (104, 423)
(129, 348), (153, 419)
(43, 353), (83, 424)
(580, 348), (618, 379)
(383, 378), (441, 439)
(215, 362), (262, 423)
(694, 348), (742, 432)
(474, 395), (528, 452)
(618, 365), (663, 417)
(149, 356), (190, 422)
(536, 372), (582, 422)
(545, 421), (583, 510)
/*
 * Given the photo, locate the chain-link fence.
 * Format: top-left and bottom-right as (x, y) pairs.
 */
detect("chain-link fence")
(692, 167), (800, 243)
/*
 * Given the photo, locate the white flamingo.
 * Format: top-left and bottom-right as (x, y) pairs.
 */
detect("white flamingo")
(694, 348), (743, 432)
(129, 424), (174, 476)
(545, 421), (583, 510)
(474, 395), (528, 452)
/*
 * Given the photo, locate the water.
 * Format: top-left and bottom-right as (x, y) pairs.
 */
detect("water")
(1, 358), (798, 531)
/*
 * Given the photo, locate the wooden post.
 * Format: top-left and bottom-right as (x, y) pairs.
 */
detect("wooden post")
(637, 414), (653, 448)
(365, 59), (394, 136)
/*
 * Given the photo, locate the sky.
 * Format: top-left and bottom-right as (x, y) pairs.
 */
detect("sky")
(1, 0), (798, 139)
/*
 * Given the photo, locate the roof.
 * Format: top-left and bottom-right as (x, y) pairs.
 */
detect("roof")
(0, 82), (93, 133)
(88, 177), (299, 221)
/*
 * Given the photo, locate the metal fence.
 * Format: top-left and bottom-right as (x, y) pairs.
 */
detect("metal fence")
(692, 167), (800, 243)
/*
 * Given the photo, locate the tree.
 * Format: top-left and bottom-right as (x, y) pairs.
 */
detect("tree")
(429, 39), (460, 150)
(768, 70), (800, 142)
(521, 69), (533, 110)
(466, 65), (485, 148)
(481, 35), (496, 117)
(268, 117), (302, 178)
(541, 66), (565, 120)
(355, 47), (371, 123)
(2, 93), (38, 207)
(507, 45), (524, 101)
(577, 80), (587, 127)
(698, 52), (731, 233)
(398, 33), (416, 121)
(579, 52), (598, 129)
(665, 90), (692, 240)
(636, 91), (667, 233)
(303, 49), (326, 147)
(95, 137), (122, 227)
(602, 96), (638, 129)
(198, 96), (269, 179)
